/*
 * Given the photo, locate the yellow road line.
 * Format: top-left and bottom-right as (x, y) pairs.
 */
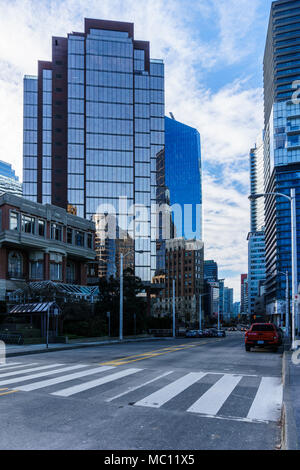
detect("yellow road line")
(0, 390), (19, 397)
(99, 341), (222, 366)
(0, 388), (8, 392)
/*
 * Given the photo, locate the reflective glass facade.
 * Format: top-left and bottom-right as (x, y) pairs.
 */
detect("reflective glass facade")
(23, 19), (165, 282)
(23, 76), (38, 201)
(264, 1), (300, 322)
(165, 116), (202, 240)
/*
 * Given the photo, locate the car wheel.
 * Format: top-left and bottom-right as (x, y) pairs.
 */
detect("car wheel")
(245, 345), (251, 352)
(272, 347), (278, 353)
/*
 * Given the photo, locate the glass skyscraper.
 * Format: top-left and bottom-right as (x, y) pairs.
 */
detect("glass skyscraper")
(0, 161), (22, 197)
(248, 133), (266, 317)
(23, 18), (165, 282)
(164, 116), (202, 240)
(263, 0), (300, 324)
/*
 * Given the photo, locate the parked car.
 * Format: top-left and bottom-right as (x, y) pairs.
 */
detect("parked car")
(245, 323), (282, 352)
(217, 330), (226, 337)
(185, 330), (198, 338)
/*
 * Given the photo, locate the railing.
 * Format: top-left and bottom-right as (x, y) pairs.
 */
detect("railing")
(0, 332), (24, 345)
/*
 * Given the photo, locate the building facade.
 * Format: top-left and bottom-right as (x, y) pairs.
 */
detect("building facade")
(204, 260), (218, 282)
(240, 274), (248, 316)
(263, 0), (300, 328)
(23, 18), (165, 283)
(153, 238), (204, 327)
(0, 161), (22, 197)
(164, 116), (202, 240)
(0, 193), (95, 300)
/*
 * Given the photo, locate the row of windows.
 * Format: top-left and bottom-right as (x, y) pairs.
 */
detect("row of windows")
(86, 182), (134, 198)
(86, 38), (133, 58)
(86, 166), (133, 182)
(86, 134), (134, 150)
(86, 149), (134, 166)
(24, 104), (38, 119)
(86, 55), (132, 73)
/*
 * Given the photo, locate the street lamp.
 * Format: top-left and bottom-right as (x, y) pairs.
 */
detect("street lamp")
(249, 189), (298, 350)
(119, 249), (144, 341)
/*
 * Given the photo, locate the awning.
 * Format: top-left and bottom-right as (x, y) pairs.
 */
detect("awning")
(9, 302), (61, 316)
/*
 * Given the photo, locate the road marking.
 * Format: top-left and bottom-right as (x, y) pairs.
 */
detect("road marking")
(247, 377), (283, 422)
(0, 390), (19, 397)
(0, 363), (65, 378)
(52, 368), (142, 397)
(17, 366), (115, 392)
(0, 363), (38, 371)
(134, 372), (206, 408)
(106, 371), (174, 402)
(0, 362), (21, 368)
(0, 388), (8, 391)
(187, 374), (243, 416)
(0, 364), (88, 386)
(99, 343), (215, 367)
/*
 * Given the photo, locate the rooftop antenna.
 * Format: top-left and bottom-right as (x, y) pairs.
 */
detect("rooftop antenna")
(169, 112), (175, 120)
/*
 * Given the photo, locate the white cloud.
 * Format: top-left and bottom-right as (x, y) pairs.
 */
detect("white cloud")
(0, 0), (266, 300)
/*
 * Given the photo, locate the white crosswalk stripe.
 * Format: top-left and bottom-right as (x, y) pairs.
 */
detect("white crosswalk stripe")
(0, 362), (21, 368)
(247, 377), (283, 422)
(134, 372), (207, 408)
(52, 368), (142, 397)
(106, 371), (174, 402)
(17, 366), (115, 392)
(0, 363), (64, 379)
(0, 363), (38, 371)
(0, 364), (88, 386)
(1, 361), (282, 423)
(187, 374), (243, 416)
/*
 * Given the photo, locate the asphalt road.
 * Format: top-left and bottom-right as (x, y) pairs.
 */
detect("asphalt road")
(0, 332), (283, 450)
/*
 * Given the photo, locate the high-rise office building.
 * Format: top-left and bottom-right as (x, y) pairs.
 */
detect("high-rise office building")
(240, 274), (248, 316)
(0, 161), (22, 197)
(223, 287), (234, 319)
(164, 115), (202, 240)
(248, 134), (266, 316)
(23, 18), (165, 282)
(263, 0), (300, 324)
(204, 260), (218, 282)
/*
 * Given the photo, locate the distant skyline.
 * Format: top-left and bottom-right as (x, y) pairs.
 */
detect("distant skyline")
(0, 0), (274, 300)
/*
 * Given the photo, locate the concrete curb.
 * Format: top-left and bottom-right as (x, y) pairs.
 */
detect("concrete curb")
(5, 336), (170, 358)
(282, 351), (300, 450)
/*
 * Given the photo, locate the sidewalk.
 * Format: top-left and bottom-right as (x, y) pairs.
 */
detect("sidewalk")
(2, 335), (166, 358)
(283, 350), (300, 450)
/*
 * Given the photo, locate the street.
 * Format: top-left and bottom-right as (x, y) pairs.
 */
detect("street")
(0, 332), (283, 450)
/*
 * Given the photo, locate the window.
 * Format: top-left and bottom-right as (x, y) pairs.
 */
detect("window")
(87, 233), (93, 249)
(10, 212), (19, 231)
(50, 263), (62, 281)
(66, 261), (76, 283)
(30, 261), (44, 280)
(38, 220), (45, 237)
(51, 223), (62, 241)
(22, 214), (35, 234)
(75, 230), (84, 247)
(67, 228), (73, 244)
(8, 251), (23, 278)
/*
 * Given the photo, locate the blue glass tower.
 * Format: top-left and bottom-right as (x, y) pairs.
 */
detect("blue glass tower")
(264, 0), (300, 327)
(0, 161), (19, 181)
(164, 116), (202, 240)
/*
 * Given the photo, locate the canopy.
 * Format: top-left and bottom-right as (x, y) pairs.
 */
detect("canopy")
(9, 302), (61, 316)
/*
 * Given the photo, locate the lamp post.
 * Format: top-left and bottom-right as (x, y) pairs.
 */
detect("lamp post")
(249, 189), (297, 350)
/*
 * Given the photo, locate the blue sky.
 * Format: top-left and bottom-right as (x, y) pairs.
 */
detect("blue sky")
(0, 0), (275, 299)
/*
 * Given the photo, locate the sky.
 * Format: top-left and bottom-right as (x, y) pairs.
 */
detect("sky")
(0, 0), (275, 301)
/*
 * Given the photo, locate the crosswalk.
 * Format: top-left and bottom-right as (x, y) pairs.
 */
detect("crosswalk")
(0, 361), (283, 424)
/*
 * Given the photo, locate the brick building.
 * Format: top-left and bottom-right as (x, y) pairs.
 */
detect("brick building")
(153, 238), (204, 327)
(0, 193), (96, 300)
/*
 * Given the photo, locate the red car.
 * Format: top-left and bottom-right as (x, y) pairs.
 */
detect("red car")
(245, 323), (282, 352)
